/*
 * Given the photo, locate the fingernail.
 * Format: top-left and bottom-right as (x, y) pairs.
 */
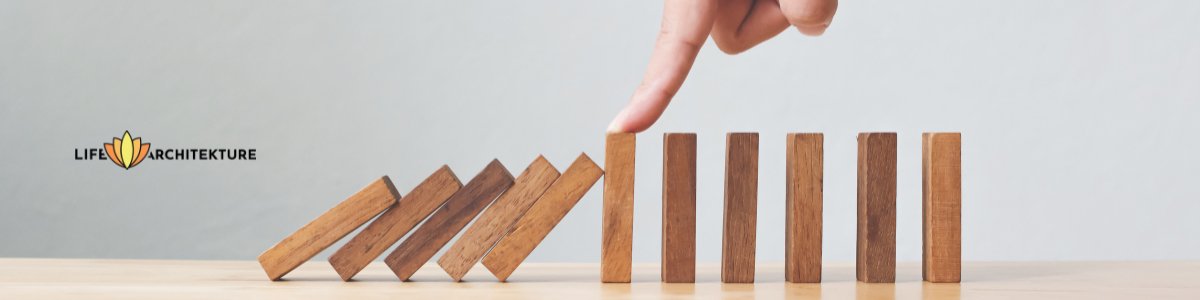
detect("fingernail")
(607, 110), (627, 133)
(606, 121), (622, 133)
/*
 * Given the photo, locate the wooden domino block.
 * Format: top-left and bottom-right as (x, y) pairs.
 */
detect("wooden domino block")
(437, 156), (560, 281)
(384, 160), (514, 281)
(786, 133), (823, 283)
(602, 133), (635, 283)
(482, 153), (603, 282)
(722, 132), (758, 283)
(328, 166), (462, 281)
(857, 132), (897, 283)
(923, 132), (961, 283)
(662, 133), (696, 283)
(257, 176), (398, 281)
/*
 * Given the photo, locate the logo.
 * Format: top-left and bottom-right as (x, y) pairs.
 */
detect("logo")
(104, 131), (151, 169)
(76, 130), (257, 170)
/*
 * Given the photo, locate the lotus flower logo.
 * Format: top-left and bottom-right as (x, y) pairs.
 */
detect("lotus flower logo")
(104, 131), (151, 169)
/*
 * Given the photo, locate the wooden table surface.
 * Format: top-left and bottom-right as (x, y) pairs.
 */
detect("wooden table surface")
(1, 258), (1197, 299)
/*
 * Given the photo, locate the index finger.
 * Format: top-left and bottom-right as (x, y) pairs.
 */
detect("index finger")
(609, 0), (719, 133)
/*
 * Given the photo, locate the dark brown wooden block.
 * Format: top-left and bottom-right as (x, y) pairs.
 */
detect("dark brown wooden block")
(857, 132), (897, 283)
(662, 133), (696, 283)
(437, 156), (559, 281)
(481, 153), (604, 282)
(328, 166), (461, 281)
(923, 132), (961, 283)
(384, 160), (514, 281)
(722, 132), (758, 283)
(257, 176), (398, 281)
(786, 133), (823, 283)
(603, 133), (635, 283)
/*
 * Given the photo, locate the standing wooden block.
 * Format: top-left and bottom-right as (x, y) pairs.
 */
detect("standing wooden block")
(722, 132), (758, 283)
(482, 153), (604, 282)
(857, 132), (897, 283)
(662, 133), (696, 283)
(328, 166), (462, 281)
(384, 160), (514, 281)
(786, 133), (823, 283)
(437, 156), (560, 281)
(257, 176), (398, 281)
(923, 132), (961, 283)
(603, 133), (635, 283)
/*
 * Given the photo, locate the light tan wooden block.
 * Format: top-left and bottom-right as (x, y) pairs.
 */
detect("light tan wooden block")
(662, 133), (696, 283)
(437, 156), (560, 281)
(603, 133), (635, 283)
(328, 166), (461, 281)
(722, 132), (758, 283)
(384, 160), (514, 281)
(923, 132), (961, 283)
(857, 132), (897, 283)
(257, 176), (398, 281)
(482, 153), (604, 282)
(786, 133), (823, 283)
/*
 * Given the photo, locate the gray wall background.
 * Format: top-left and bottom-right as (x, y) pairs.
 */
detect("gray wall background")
(2, 0), (1198, 263)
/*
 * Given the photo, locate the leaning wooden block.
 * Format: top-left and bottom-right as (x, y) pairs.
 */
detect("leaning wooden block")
(481, 153), (604, 282)
(384, 160), (514, 281)
(786, 133), (823, 283)
(857, 132), (897, 283)
(257, 176), (398, 281)
(603, 133), (635, 283)
(722, 132), (758, 283)
(923, 132), (961, 283)
(662, 133), (696, 283)
(437, 156), (560, 281)
(328, 166), (462, 281)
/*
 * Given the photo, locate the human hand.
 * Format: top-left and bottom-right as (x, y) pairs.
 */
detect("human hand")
(607, 0), (838, 133)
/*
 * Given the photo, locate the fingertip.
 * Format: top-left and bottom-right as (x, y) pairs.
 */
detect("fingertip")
(606, 119), (628, 133)
(607, 101), (659, 133)
(797, 24), (828, 36)
(621, 121), (651, 133)
(607, 107), (630, 133)
(606, 112), (649, 133)
(780, 0), (837, 37)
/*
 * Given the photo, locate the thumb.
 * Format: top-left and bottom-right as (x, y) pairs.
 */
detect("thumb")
(609, 0), (718, 133)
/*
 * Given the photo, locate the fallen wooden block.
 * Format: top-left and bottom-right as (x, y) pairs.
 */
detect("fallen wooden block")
(923, 132), (962, 283)
(722, 132), (758, 283)
(662, 133), (696, 283)
(257, 176), (398, 281)
(857, 132), (897, 283)
(786, 133), (823, 283)
(437, 156), (560, 281)
(328, 166), (462, 281)
(482, 153), (603, 282)
(602, 133), (635, 283)
(384, 160), (514, 281)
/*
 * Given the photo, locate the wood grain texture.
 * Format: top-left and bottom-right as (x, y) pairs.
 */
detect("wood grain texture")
(384, 160), (514, 281)
(602, 133), (635, 283)
(437, 156), (560, 281)
(786, 133), (823, 283)
(857, 132), (897, 283)
(328, 166), (462, 281)
(257, 176), (399, 281)
(722, 132), (758, 283)
(482, 153), (604, 282)
(923, 132), (962, 283)
(662, 133), (696, 283)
